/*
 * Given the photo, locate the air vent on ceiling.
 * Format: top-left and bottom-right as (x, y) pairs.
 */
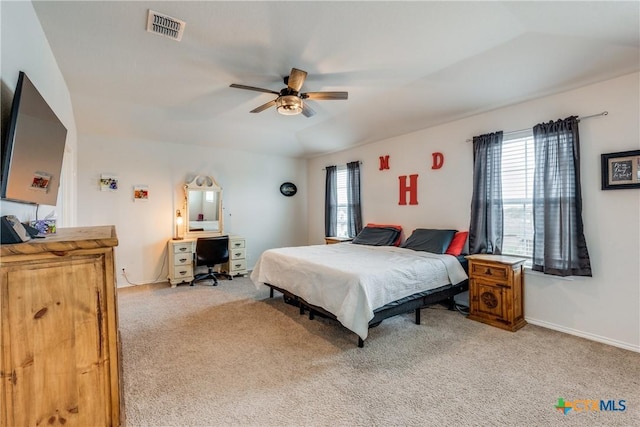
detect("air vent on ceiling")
(146, 10), (185, 41)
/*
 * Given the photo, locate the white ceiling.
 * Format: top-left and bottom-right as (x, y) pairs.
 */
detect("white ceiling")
(32, 1), (639, 159)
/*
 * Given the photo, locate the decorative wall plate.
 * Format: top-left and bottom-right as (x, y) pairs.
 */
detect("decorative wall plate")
(280, 182), (297, 197)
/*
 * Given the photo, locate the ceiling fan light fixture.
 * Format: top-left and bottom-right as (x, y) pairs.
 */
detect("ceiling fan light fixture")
(276, 95), (303, 115)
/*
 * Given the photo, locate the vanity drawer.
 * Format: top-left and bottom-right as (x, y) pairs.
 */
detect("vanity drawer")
(229, 239), (245, 249)
(174, 265), (193, 279)
(470, 262), (509, 281)
(230, 248), (246, 260)
(228, 259), (247, 272)
(173, 242), (193, 254)
(173, 253), (192, 265)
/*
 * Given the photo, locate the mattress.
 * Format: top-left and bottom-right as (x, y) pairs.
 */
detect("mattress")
(251, 243), (468, 339)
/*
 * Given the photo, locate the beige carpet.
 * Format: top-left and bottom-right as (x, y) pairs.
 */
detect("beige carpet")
(118, 277), (639, 426)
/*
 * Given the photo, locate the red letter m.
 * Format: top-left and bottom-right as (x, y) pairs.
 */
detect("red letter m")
(398, 174), (419, 205)
(379, 155), (390, 170)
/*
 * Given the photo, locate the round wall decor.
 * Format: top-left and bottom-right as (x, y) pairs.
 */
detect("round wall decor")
(280, 182), (297, 197)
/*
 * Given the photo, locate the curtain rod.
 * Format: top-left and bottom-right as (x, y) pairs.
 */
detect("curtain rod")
(465, 111), (608, 142)
(322, 161), (363, 170)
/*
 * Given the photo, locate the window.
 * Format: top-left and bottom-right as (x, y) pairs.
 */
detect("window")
(501, 131), (534, 258)
(335, 166), (348, 238)
(325, 161), (362, 239)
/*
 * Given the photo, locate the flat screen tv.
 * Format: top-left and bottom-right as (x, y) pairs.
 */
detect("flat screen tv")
(1, 71), (67, 206)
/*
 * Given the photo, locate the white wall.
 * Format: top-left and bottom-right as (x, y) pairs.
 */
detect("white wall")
(77, 134), (308, 287)
(0, 1), (77, 225)
(308, 73), (640, 352)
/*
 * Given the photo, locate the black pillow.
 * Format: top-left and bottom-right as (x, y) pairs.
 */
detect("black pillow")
(401, 229), (457, 254)
(351, 226), (401, 246)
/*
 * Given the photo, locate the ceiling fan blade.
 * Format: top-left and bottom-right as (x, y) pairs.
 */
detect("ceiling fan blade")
(302, 91), (349, 100)
(301, 103), (316, 118)
(230, 84), (279, 95)
(250, 99), (277, 113)
(287, 68), (307, 93)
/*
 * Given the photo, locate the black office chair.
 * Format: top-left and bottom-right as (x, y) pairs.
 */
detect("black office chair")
(191, 236), (232, 286)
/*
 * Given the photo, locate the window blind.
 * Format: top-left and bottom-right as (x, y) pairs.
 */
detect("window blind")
(501, 131), (534, 258)
(336, 166), (348, 238)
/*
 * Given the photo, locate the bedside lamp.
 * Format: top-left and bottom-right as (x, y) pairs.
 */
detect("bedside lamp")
(175, 209), (183, 240)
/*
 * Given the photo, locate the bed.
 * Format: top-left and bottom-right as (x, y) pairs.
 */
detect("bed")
(251, 227), (470, 347)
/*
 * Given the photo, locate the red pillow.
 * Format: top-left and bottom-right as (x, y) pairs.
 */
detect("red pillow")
(445, 231), (468, 256)
(366, 223), (403, 246)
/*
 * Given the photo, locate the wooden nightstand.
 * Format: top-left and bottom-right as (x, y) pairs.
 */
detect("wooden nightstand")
(324, 236), (353, 245)
(466, 254), (527, 332)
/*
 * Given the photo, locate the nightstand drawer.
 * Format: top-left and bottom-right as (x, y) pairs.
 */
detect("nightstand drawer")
(230, 248), (246, 260)
(470, 262), (508, 281)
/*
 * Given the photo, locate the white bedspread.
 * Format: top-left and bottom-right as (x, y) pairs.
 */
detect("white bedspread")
(251, 243), (468, 340)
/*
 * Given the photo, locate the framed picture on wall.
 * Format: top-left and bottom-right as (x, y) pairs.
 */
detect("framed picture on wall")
(601, 150), (640, 190)
(100, 174), (118, 191)
(133, 185), (149, 201)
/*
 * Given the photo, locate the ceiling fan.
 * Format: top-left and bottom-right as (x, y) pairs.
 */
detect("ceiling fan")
(229, 68), (348, 117)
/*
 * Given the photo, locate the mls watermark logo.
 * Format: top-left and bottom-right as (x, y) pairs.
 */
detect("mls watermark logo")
(555, 397), (627, 414)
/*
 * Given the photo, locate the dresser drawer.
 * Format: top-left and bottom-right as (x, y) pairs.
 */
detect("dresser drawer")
(229, 239), (245, 249)
(173, 242), (193, 254)
(230, 247), (246, 260)
(470, 262), (509, 281)
(228, 259), (247, 272)
(173, 253), (192, 265)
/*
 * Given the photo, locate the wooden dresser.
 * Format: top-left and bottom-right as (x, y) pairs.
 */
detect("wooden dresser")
(0, 226), (123, 426)
(466, 254), (527, 332)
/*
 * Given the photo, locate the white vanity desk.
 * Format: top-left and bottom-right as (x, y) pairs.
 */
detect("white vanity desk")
(167, 235), (247, 287)
(167, 175), (247, 287)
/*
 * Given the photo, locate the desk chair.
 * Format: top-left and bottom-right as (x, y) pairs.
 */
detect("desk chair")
(191, 236), (232, 286)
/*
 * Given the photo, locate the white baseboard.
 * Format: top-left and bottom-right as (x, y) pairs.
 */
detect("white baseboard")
(526, 317), (640, 353)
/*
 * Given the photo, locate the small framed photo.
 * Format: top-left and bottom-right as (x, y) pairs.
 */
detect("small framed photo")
(30, 172), (52, 192)
(601, 150), (640, 190)
(100, 174), (118, 191)
(133, 185), (149, 201)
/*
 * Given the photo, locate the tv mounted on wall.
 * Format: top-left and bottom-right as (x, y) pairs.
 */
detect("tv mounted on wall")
(1, 71), (67, 206)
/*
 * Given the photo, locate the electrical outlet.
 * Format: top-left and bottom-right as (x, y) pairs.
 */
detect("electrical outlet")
(121, 267), (126, 276)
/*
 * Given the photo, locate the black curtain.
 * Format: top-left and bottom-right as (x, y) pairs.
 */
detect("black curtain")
(532, 117), (592, 276)
(469, 131), (504, 254)
(324, 165), (337, 237)
(346, 161), (363, 238)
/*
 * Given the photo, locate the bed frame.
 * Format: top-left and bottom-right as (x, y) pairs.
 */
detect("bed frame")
(265, 279), (468, 347)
